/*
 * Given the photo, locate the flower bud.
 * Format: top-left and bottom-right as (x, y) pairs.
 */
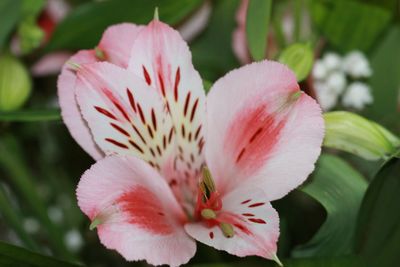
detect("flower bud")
(324, 111), (400, 160)
(18, 19), (45, 54)
(0, 54), (32, 111)
(279, 43), (314, 82)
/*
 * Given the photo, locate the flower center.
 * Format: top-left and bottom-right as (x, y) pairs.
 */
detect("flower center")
(195, 167), (235, 238)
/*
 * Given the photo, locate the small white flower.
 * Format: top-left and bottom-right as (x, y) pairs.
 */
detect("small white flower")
(23, 218), (40, 234)
(315, 82), (338, 111)
(48, 206), (64, 223)
(342, 51), (372, 78)
(326, 71), (347, 94)
(313, 60), (328, 80)
(64, 229), (84, 252)
(323, 52), (342, 71)
(342, 82), (373, 110)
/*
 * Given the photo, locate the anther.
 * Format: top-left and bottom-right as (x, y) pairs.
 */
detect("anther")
(220, 222), (234, 238)
(201, 208), (217, 220)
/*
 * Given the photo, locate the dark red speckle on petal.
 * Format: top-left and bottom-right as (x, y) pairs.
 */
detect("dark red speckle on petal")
(248, 202), (265, 208)
(248, 218), (267, 224)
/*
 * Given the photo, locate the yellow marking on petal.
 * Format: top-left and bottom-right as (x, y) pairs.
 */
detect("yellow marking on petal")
(95, 46), (106, 60)
(66, 61), (81, 70)
(290, 90), (302, 101)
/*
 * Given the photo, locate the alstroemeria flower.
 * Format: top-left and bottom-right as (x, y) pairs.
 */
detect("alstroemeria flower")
(58, 18), (324, 267)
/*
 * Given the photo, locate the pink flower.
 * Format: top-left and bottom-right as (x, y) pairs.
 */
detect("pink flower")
(58, 18), (324, 267)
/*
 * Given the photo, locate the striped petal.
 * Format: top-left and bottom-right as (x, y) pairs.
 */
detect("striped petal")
(58, 50), (103, 160)
(128, 20), (206, 192)
(58, 23), (142, 160)
(205, 60), (324, 200)
(75, 62), (176, 180)
(77, 156), (196, 266)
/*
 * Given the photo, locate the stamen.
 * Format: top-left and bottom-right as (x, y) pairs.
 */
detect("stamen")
(202, 167), (215, 193)
(220, 222), (234, 238)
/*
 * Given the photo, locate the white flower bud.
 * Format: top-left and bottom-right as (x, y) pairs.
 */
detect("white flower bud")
(323, 52), (342, 71)
(326, 71), (347, 94)
(313, 60), (327, 80)
(342, 82), (373, 110)
(23, 218), (40, 234)
(315, 82), (338, 111)
(64, 229), (83, 252)
(342, 51), (372, 78)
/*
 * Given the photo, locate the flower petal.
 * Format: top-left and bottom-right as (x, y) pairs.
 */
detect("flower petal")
(185, 186), (279, 259)
(206, 60), (324, 200)
(75, 62), (176, 178)
(128, 20), (206, 188)
(97, 23), (144, 68)
(232, 0), (251, 64)
(77, 155), (196, 266)
(32, 51), (72, 76)
(57, 50), (103, 160)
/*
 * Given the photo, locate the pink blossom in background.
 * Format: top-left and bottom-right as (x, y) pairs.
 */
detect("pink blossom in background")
(58, 18), (324, 267)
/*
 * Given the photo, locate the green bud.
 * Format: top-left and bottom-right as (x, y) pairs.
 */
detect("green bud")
(201, 208), (217, 220)
(324, 111), (400, 160)
(18, 18), (44, 54)
(279, 43), (314, 82)
(220, 222), (234, 238)
(0, 54), (32, 111)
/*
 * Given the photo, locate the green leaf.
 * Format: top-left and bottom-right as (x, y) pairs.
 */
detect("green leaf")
(0, 136), (74, 260)
(313, 0), (391, 52)
(364, 26), (400, 132)
(45, 0), (202, 51)
(191, 256), (363, 267)
(354, 151), (400, 267)
(293, 154), (368, 257)
(0, 242), (82, 267)
(0, 185), (39, 251)
(245, 0), (272, 60)
(0, 0), (22, 48)
(191, 0), (240, 81)
(0, 109), (61, 122)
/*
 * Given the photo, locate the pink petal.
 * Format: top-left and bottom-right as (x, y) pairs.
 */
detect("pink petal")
(232, 0), (251, 64)
(185, 186), (279, 259)
(75, 62), (176, 180)
(32, 52), (72, 76)
(57, 50), (104, 160)
(128, 20), (206, 193)
(205, 60), (324, 200)
(178, 2), (211, 42)
(77, 155), (196, 266)
(97, 23), (144, 68)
